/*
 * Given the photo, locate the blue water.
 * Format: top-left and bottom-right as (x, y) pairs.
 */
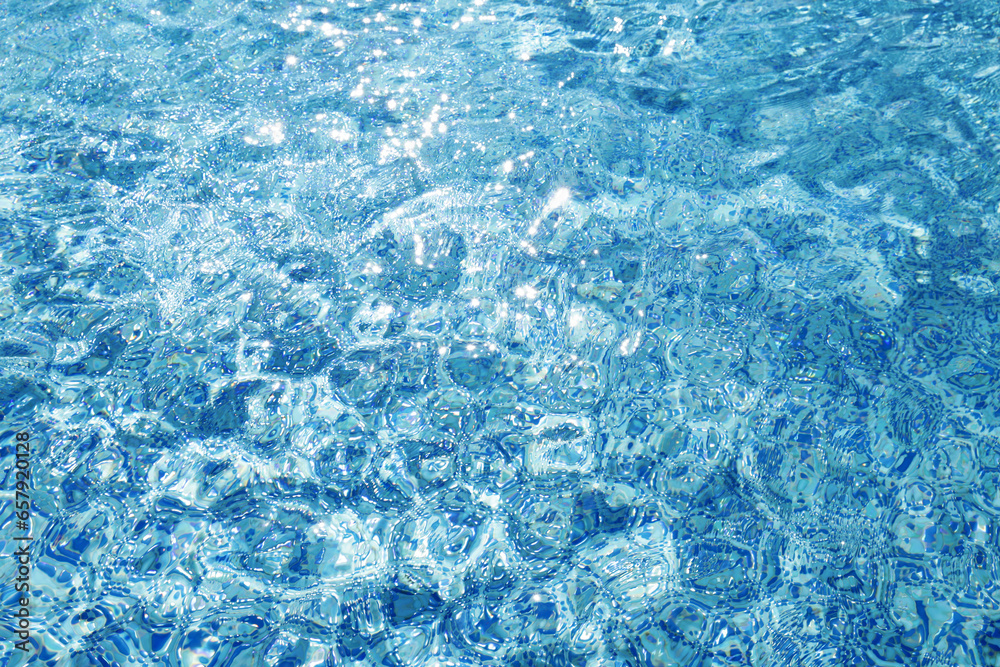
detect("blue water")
(2, 0), (1000, 665)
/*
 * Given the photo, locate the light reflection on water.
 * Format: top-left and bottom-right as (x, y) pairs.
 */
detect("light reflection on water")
(2, 0), (1000, 665)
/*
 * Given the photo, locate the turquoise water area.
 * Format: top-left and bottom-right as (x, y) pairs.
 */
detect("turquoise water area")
(2, 0), (1000, 664)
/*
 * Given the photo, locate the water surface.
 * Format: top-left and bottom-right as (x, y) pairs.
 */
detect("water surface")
(2, 0), (1000, 665)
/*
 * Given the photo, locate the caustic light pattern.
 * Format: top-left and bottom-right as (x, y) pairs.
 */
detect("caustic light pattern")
(2, 0), (1000, 666)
